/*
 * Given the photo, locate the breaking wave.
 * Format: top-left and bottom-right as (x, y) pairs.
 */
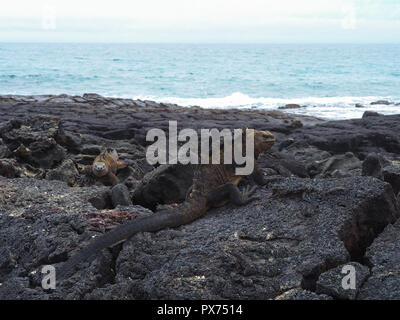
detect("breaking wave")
(127, 92), (400, 120)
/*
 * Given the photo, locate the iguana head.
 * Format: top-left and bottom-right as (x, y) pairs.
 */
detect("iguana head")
(92, 161), (108, 177)
(252, 130), (275, 156)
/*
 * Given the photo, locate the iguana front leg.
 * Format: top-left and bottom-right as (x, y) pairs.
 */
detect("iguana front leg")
(80, 165), (93, 175)
(206, 183), (259, 207)
(250, 162), (269, 186)
(116, 160), (128, 170)
(107, 172), (120, 186)
(75, 165), (95, 185)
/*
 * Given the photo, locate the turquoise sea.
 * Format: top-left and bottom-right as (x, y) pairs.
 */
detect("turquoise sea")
(1, 43), (400, 119)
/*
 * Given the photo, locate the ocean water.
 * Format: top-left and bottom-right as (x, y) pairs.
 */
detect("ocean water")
(1, 43), (400, 120)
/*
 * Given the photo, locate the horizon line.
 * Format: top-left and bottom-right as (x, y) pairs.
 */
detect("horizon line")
(1, 41), (400, 45)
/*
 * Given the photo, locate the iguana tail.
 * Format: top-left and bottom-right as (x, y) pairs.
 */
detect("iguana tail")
(57, 196), (207, 280)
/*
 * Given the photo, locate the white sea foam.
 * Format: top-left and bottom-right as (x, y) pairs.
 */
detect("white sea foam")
(126, 92), (400, 120)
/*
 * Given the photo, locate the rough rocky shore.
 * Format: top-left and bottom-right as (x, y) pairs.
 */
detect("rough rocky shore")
(0, 94), (399, 300)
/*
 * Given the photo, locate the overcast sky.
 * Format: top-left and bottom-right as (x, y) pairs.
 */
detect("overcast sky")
(0, 0), (399, 42)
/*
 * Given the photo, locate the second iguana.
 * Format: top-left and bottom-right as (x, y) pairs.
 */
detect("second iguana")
(79, 148), (127, 186)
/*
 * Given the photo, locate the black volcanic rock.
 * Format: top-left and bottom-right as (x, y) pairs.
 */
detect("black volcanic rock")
(275, 289), (333, 300)
(0, 159), (20, 178)
(362, 111), (383, 119)
(132, 164), (195, 210)
(359, 219), (400, 299)
(287, 114), (400, 160)
(362, 153), (383, 179)
(0, 139), (11, 158)
(111, 184), (133, 207)
(0, 116), (67, 169)
(0, 94), (399, 300)
(0, 175), (398, 299)
(278, 104), (305, 110)
(45, 159), (79, 186)
(82, 177), (399, 299)
(370, 100), (392, 105)
(0, 94), (324, 149)
(316, 262), (370, 300)
(383, 165), (400, 195)
(314, 152), (361, 178)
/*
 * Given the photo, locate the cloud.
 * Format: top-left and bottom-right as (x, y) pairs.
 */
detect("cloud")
(0, 0), (345, 20)
(0, 0), (399, 42)
(341, 3), (357, 30)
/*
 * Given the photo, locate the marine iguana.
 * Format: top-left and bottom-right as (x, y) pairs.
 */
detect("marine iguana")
(57, 129), (275, 279)
(79, 148), (127, 186)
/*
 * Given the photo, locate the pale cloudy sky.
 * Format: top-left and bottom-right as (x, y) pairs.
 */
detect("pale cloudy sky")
(0, 0), (399, 42)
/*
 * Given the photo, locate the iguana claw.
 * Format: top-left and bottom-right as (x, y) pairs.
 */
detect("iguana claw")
(240, 185), (259, 204)
(75, 174), (94, 186)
